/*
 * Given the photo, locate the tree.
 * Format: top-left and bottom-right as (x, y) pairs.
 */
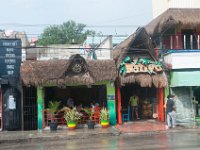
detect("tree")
(37, 20), (95, 45)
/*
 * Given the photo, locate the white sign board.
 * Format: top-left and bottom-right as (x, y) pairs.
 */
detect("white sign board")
(8, 95), (16, 110)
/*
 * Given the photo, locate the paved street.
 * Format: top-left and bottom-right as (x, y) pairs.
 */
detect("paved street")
(1, 131), (200, 150)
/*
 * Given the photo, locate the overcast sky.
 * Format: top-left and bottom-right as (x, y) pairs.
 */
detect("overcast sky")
(0, 0), (152, 38)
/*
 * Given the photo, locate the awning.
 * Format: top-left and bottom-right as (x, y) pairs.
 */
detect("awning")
(170, 70), (200, 87)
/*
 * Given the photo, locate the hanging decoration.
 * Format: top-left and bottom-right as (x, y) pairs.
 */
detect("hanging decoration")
(119, 56), (163, 75)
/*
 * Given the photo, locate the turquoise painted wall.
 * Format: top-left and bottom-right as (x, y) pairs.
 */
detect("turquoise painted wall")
(37, 86), (44, 130)
(106, 82), (116, 125)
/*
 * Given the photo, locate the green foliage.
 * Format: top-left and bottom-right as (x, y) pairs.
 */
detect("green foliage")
(100, 107), (110, 121)
(37, 20), (95, 45)
(48, 101), (61, 115)
(64, 107), (81, 123)
(83, 108), (94, 120)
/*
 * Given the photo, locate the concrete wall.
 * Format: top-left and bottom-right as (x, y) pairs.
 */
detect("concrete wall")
(171, 87), (195, 126)
(95, 36), (113, 60)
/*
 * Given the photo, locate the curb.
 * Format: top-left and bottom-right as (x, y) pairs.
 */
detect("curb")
(0, 128), (120, 144)
(119, 128), (200, 137)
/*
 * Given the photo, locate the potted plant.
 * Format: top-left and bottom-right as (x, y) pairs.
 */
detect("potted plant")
(100, 107), (110, 128)
(64, 107), (81, 130)
(83, 108), (95, 129)
(47, 101), (61, 131)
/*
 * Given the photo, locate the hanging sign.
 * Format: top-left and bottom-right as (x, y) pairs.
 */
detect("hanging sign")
(120, 56), (163, 75)
(126, 63), (163, 74)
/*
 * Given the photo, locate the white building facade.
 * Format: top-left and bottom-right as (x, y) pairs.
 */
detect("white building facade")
(152, 0), (200, 18)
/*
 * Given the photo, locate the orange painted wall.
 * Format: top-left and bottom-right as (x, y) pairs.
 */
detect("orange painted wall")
(157, 88), (165, 122)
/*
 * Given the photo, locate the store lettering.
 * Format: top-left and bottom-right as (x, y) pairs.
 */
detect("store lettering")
(126, 63), (163, 74)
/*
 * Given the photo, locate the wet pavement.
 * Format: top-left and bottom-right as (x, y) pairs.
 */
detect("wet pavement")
(1, 120), (200, 149)
(1, 131), (200, 150)
(117, 119), (166, 133)
(0, 126), (119, 143)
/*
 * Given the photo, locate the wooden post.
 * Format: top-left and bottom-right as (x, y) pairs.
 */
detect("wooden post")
(117, 86), (122, 124)
(37, 86), (44, 130)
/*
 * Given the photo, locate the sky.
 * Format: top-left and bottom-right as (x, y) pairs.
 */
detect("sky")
(0, 0), (152, 39)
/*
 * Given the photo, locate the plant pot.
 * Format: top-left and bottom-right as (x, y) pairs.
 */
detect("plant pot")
(50, 122), (58, 131)
(67, 121), (77, 130)
(101, 120), (109, 128)
(86, 120), (95, 129)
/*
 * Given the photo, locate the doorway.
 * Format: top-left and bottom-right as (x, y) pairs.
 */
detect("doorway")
(121, 84), (157, 120)
(23, 86), (37, 130)
(2, 87), (21, 131)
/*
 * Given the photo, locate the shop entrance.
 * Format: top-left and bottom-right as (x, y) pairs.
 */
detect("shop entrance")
(44, 85), (107, 126)
(121, 84), (157, 121)
(44, 85), (107, 109)
(23, 86), (37, 130)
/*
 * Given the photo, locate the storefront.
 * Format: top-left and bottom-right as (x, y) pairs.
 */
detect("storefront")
(164, 51), (200, 126)
(113, 28), (168, 124)
(20, 54), (117, 130)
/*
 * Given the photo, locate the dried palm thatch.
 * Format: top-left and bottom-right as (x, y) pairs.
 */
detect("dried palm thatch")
(112, 27), (167, 88)
(113, 28), (156, 68)
(120, 72), (168, 88)
(145, 8), (200, 36)
(21, 55), (117, 86)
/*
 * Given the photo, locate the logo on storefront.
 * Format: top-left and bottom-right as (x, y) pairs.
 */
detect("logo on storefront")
(72, 63), (83, 73)
(120, 56), (163, 75)
(125, 63), (163, 74)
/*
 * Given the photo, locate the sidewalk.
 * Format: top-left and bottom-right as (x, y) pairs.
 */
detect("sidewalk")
(1, 120), (200, 144)
(0, 126), (119, 144)
(117, 120), (200, 136)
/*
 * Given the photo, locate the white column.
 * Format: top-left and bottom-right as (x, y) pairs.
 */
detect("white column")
(190, 35), (193, 49)
(184, 35), (186, 49)
(170, 36), (173, 49)
(176, 35), (179, 49)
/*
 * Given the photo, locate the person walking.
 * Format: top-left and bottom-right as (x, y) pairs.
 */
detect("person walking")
(129, 94), (140, 120)
(166, 94), (176, 129)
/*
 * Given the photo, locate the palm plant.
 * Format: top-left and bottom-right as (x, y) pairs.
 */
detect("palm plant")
(100, 107), (110, 128)
(48, 101), (61, 123)
(64, 107), (81, 123)
(100, 107), (110, 121)
(83, 108), (94, 120)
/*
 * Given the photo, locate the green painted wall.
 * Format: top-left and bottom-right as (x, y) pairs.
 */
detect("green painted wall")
(164, 86), (169, 102)
(106, 81), (116, 125)
(171, 71), (200, 87)
(37, 86), (44, 130)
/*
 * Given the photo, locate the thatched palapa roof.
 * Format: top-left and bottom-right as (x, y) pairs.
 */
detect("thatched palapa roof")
(113, 27), (155, 66)
(113, 28), (168, 88)
(21, 54), (117, 86)
(145, 8), (200, 37)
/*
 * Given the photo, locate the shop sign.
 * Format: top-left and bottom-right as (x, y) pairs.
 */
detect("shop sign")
(119, 56), (163, 75)
(107, 95), (115, 100)
(0, 39), (21, 77)
(125, 63), (163, 74)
